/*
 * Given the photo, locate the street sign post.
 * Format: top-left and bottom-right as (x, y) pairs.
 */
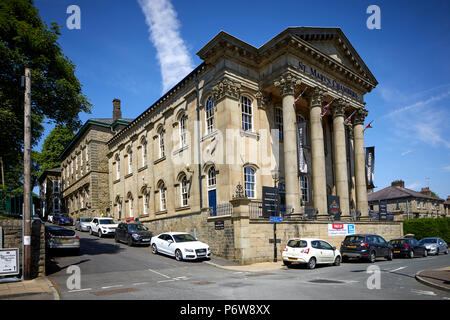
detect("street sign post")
(262, 186), (279, 218)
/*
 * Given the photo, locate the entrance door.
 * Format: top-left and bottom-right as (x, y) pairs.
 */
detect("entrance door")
(208, 189), (217, 216)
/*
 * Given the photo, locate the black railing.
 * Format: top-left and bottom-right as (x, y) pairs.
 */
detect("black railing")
(216, 203), (232, 216)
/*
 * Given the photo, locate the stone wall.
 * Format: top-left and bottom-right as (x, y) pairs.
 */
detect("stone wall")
(0, 218), (46, 278)
(142, 200), (404, 265)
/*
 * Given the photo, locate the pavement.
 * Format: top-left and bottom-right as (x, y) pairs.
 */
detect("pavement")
(206, 255), (285, 272)
(0, 277), (59, 300)
(415, 266), (450, 292)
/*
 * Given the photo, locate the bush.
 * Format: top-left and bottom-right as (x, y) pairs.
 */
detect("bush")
(403, 218), (450, 243)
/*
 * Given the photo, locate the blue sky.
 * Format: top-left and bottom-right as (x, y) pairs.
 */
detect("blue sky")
(33, 0), (450, 199)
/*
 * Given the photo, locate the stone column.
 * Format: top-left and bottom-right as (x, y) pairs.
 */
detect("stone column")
(332, 100), (350, 215)
(274, 72), (301, 212)
(347, 124), (357, 211)
(353, 108), (369, 216)
(306, 87), (328, 215)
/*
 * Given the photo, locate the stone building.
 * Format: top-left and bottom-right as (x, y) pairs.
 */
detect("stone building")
(103, 27), (404, 264)
(59, 99), (132, 220)
(38, 167), (63, 220)
(368, 180), (446, 219)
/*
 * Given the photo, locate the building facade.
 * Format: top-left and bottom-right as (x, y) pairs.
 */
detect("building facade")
(107, 27), (378, 223)
(368, 180), (446, 219)
(38, 167), (63, 220)
(60, 99), (132, 220)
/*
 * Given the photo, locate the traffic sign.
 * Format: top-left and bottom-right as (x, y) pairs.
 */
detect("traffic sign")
(270, 216), (283, 223)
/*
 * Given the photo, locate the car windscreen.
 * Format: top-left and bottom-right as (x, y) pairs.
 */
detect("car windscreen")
(344, 236), (365, 243)
(286, 240), (307, 248)
(389, 239), (406, 245)
(80, 218), (92, 222)
(172, 234), (196, 242)
(99, 219), (116, 224)
(419, 239), (437, 244)
(48, 229), (75, 237)
(128, 224), (148, 231)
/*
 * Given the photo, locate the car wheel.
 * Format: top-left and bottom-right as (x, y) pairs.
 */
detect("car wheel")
(306, 257), (316, 269)
(387, 250), (393, 261)
(436, 249), (439, 256)
(114, 234), (120, 243)
(408, 250), (414, 259)
(445, 249), (448, 254)
(423, 250), (428, 257)
(175, 249), (183, 261)
(127, 236), (133, 247)
(369, 251), (376, 263)
(89, 227), (93, 235)
(98, 229), (102, 238)
(334, 256), (341, 266)
(152, 244), (158, 254)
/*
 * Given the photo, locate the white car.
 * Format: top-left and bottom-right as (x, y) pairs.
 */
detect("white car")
(282, 238), (342, 269)
(89, 217), (118, 238)
(151, 232), (211, 261)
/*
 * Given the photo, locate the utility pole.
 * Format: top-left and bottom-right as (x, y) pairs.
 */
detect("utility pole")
(23, 68), (32, 280)
(0, 157), (4, 187)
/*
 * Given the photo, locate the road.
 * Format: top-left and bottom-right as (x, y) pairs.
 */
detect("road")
(47, 227), (450, 300)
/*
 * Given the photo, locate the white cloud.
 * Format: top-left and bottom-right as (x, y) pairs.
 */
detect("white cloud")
(137, 0), (194, 93)
(401, 150), (413, 156)
(406, 182), (421, 190)
(444, 165), (450, 172)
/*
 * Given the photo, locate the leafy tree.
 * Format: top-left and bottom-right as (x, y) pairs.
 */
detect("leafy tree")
(36, 125), (74, 176)
(0, 0), (91, 189)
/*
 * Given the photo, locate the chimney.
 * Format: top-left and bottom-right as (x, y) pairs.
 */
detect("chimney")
(420, 187), (432, 197)
(113, 98), (122, 121)
(391, 180), (405, 188)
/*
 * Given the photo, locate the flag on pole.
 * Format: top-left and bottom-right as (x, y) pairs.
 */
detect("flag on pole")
(362, 120), (373, 132)
(344, 110), (357, 126)
(293, 88), (307, 106)
(320, 99), (334, 118)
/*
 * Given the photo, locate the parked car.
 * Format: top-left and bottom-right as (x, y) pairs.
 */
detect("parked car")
(115, 222), (153, 246)
(282, 238), (342, 269)
(151, 232), (210, 261)
(45, 225), (80, 254)
(340, 234), (393, 263)
(389, 238), (427, 258)
(89, 217), (118, 238)
(53, 213), (73, 226)
(74, 217), (93, 232)
(419, 238), (448, 255)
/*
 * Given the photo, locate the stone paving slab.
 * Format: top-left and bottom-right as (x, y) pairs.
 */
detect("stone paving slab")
(415, 266), (450, 292)
(0, 277), (59, 300)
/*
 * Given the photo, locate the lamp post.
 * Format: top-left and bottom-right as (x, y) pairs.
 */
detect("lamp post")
(270, 169), (280, 262)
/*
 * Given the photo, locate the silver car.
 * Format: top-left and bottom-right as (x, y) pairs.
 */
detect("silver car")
(419, 238), (448, 255)
(75, 217), (93, 232)
(45, 226), (80, 254)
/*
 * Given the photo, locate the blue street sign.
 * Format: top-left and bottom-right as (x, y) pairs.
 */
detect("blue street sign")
(270, 216), (283, 223)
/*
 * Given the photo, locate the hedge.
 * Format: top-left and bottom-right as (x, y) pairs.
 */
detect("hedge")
(403, 218), (450, 243)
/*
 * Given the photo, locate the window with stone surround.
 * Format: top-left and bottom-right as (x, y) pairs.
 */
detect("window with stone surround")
(205, 96), (214, 134)
(115, 153), (120, 180)
(159, 182), (167, 211)
(300, 175), (309, 203)
(207, 166), (216, 188)
(275, 107), (283, 141)
(179, 115), (187, 148)
(180, 175), (188, 207)
(158, 128), (165, 158)
(244, 166), (256, 199)
(241, 96), (253, 131)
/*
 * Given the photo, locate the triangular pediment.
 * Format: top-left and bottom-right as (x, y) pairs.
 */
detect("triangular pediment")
(288, 27), (377, 85)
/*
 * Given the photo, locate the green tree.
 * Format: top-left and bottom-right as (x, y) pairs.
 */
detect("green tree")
(0, 0), (91, 189)
(36, 125), (74, 176)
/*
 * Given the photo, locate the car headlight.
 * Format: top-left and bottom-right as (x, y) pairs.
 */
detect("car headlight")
(184, 248), (194, 253)
(132, 234), (140, 240)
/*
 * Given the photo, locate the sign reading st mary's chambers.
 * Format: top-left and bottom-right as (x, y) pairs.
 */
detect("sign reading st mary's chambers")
(297, 60), (363, 102)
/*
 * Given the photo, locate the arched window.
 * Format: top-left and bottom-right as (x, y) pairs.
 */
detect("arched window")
(158, 128), (165, 158)
(180, 176), (188, 207)
(179, 115), (187, 147)
(158, 181), (166, 211)
(207, 166), (216, 188)
(143, 193), (149, 215)
(115, 153), (120, 180)
(141, 138), (147, 167)
(127, 147), (133, 174)
(241, 96), (253, 131)
(205, 96), (214, 134)
(244, 167), (256, 198)
(127, 193), (134, 217)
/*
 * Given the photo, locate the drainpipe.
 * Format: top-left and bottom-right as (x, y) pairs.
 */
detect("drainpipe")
(195, 73), (203, 209)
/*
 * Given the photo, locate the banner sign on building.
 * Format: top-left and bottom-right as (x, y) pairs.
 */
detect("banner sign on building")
(365, 146), (375, 189)
(296, 121), (308, 174)
(262, 186), (279, 218)
(327, 195), (340, 214)
(0, 248), (19, 276)
(328, 224), (356, 236)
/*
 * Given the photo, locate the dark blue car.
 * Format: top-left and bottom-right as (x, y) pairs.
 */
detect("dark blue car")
(53, 213), (73, 226)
